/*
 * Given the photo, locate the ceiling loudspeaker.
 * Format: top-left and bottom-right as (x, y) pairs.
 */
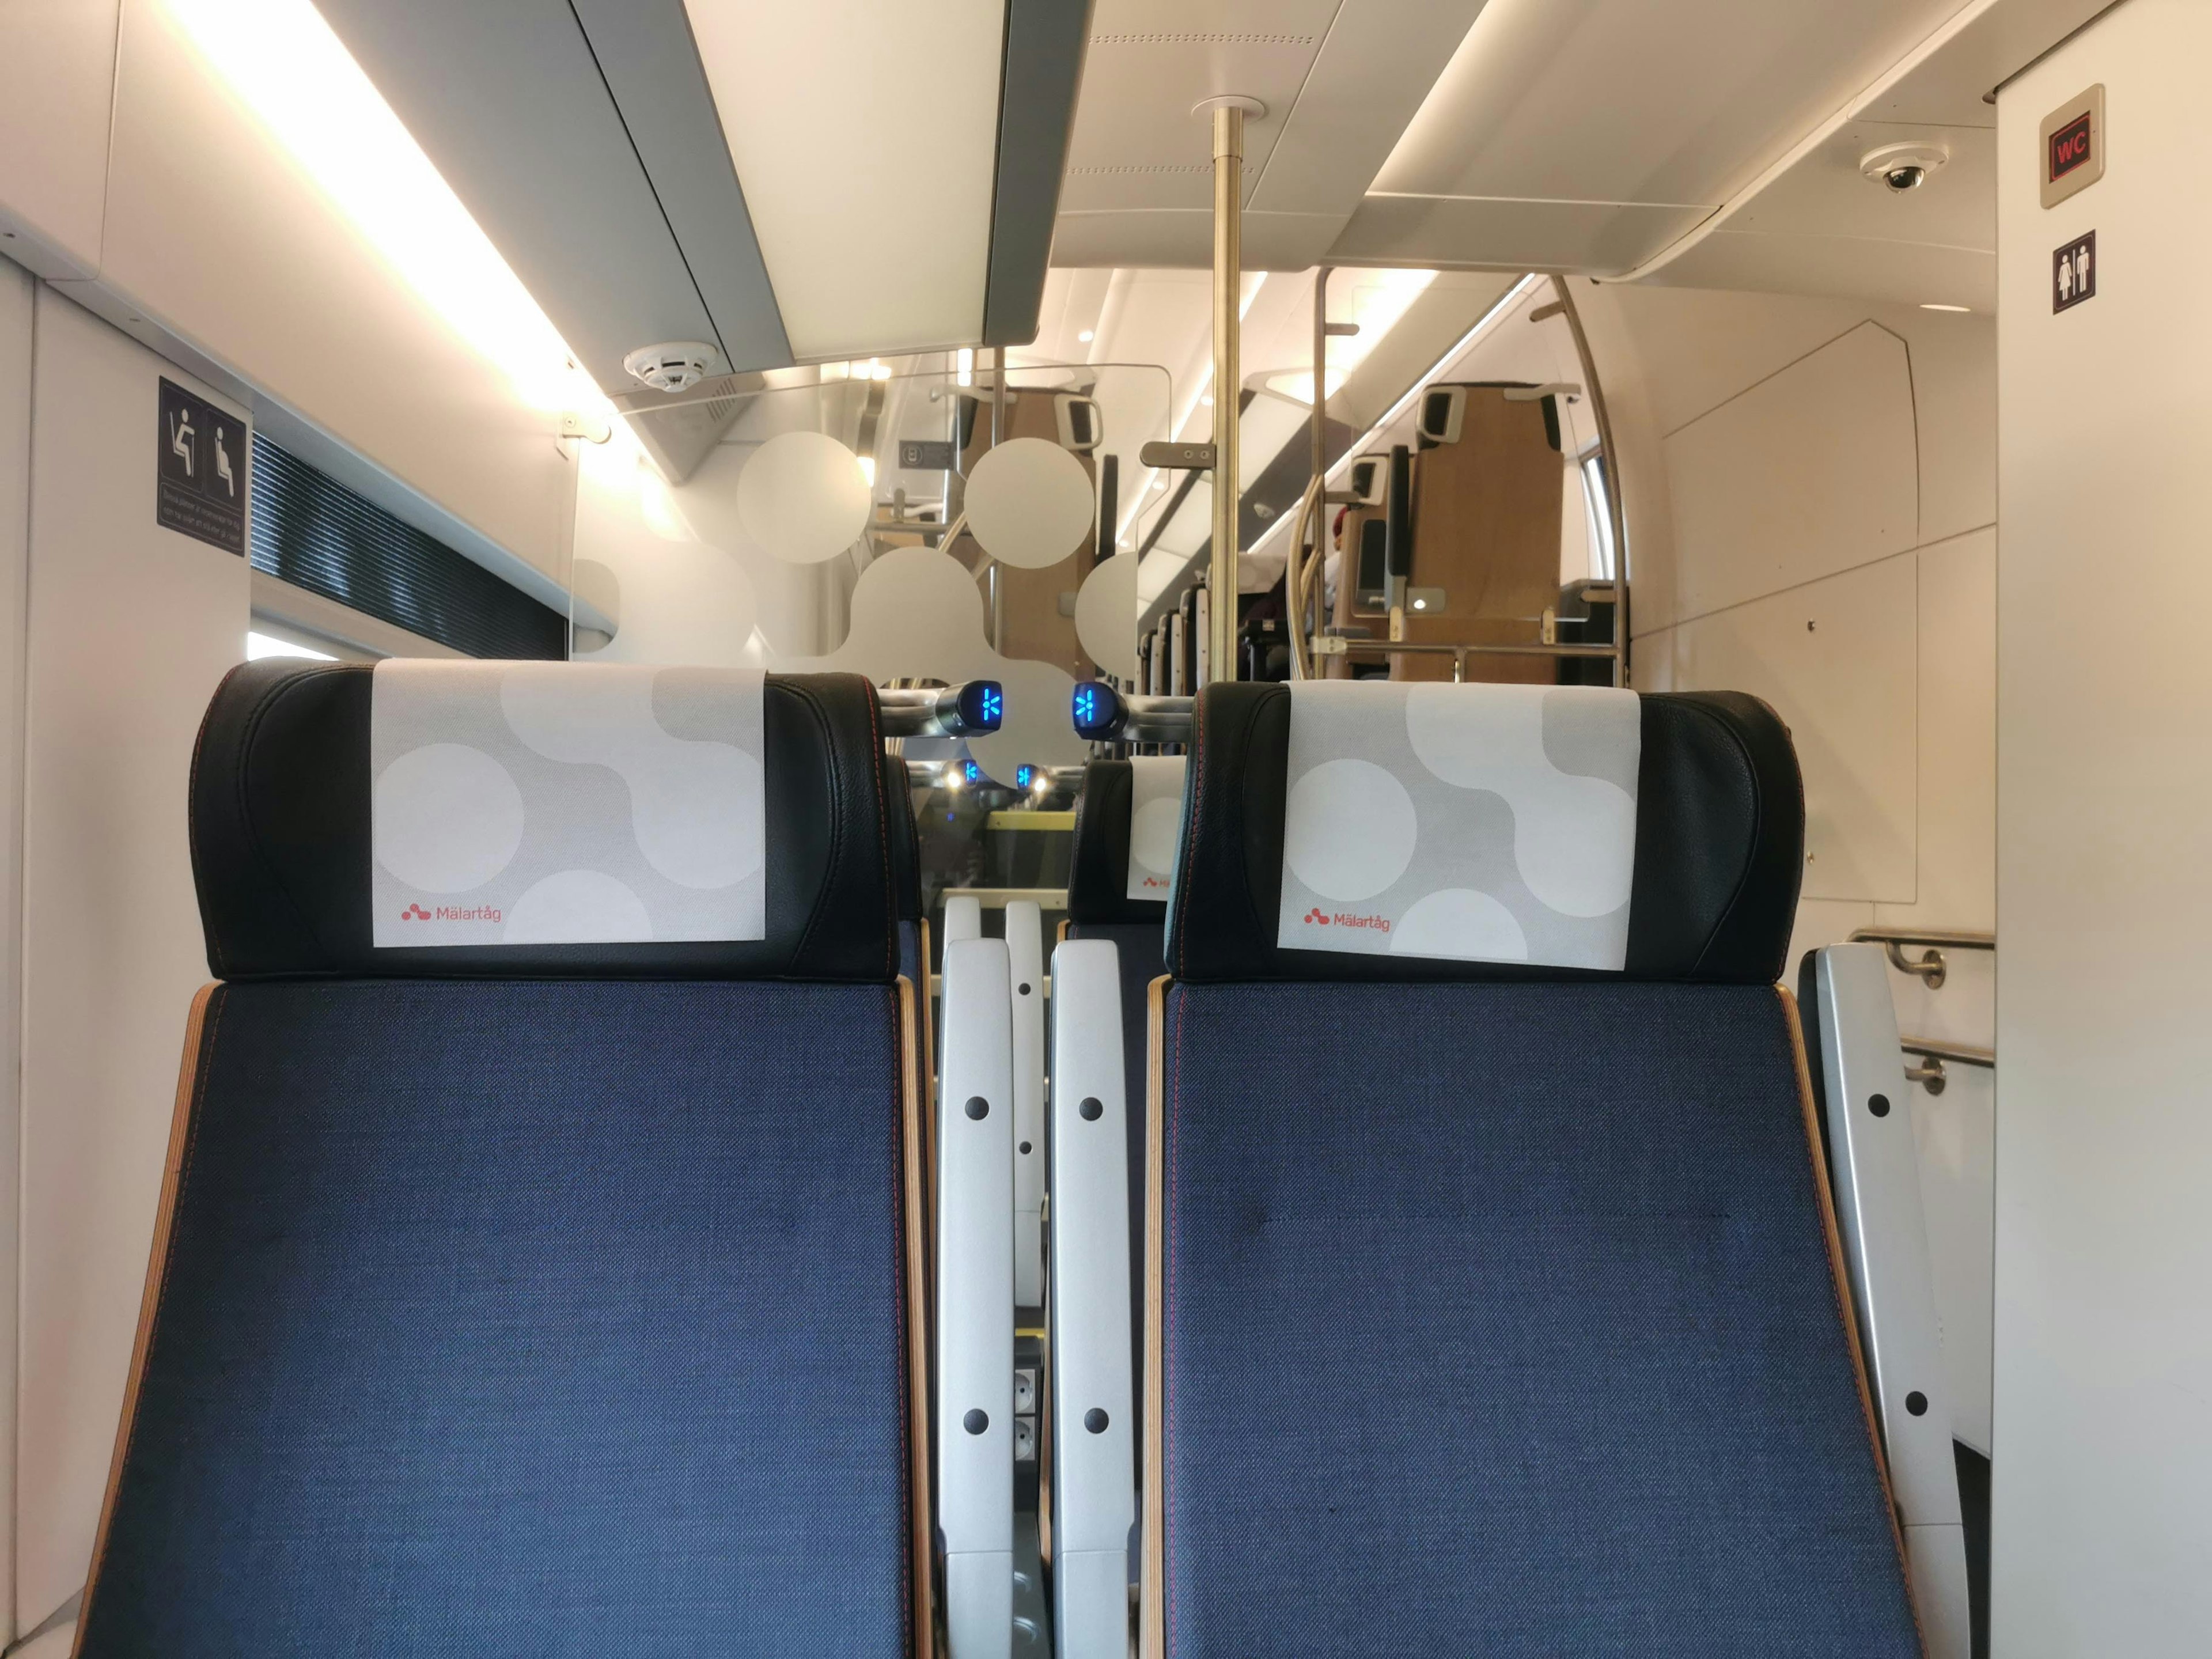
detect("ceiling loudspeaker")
(622, 342), (721, 394)
(1346, 453), (1389, 507)
(1417, 385), (1466, 447)
(1054, 392), (1103, 454)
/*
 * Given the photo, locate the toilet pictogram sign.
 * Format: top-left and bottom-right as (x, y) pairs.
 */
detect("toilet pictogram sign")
(2053, 231), (2096, 314)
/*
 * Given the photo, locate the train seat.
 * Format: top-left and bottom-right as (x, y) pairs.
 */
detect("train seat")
(1142, 679), (1924, 1657)
(1063, 755), (1183, 1351)
(75, 660), (931, 1658)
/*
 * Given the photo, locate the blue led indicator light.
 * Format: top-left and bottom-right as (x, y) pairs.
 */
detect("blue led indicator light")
(963, 760), (982, 784)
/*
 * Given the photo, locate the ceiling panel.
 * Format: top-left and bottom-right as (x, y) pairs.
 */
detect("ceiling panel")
(1331, 195), (1711, 273)
(687, 0), (1007, 361)
(1374, 0), (1964, 209)
(1059, 0), (1343, 214)
(1620, 0), (2105, 306)
(571, 0), (790, 372)
(1057, 0), (1484, 270)
(316, 0), (729, 395)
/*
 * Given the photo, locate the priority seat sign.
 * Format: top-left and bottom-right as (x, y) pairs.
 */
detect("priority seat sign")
(157, 378), (247, 556)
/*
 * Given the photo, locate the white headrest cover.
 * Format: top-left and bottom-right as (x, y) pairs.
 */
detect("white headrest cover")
(1274, 680), (1640, 968)
(370, 661), (766, 947)
(1125, 756), (1185, 900)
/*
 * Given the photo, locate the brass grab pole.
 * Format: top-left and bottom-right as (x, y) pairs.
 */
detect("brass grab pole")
(1203, 96), (1262, 685)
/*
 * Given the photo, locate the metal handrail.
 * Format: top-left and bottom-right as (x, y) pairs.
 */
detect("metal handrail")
(1899, 1037), (1996, 1097)
(1849, 927), (1994, 990)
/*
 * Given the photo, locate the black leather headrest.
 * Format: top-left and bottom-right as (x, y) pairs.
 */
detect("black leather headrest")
(192, 661), (899, 982)
(1165, 683), (1803, 985)
(1066, 760), (1170, 926)
(881, 752), (921, 924)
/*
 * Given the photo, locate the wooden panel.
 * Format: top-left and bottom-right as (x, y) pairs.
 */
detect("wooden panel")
(1394, 388), (1560, 684)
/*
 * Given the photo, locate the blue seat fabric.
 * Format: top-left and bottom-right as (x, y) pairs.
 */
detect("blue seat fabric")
(80, 979), (914, 1659)
(1160, 980), (1920, 1658)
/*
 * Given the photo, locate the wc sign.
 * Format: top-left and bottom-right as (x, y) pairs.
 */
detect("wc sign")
(2053, 230), (2096, 315)
(2039, 85), (2105, 209)
(156, 378), (247, 556)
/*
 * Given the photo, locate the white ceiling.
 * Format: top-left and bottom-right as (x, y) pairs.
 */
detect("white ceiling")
(1053, 0), (1488, 270)
(1628, 0), (2113, 309)
(686, 0), (1007, 359)
(1054, 0), (2111, 290)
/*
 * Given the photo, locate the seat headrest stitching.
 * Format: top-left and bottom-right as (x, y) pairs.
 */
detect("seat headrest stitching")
(1683, 696), (1779, 981)
(237, 668), (347, 974)
(190, 664), (251, 978)
(783, 680), (849, 975)
(863, 687), (893, 980)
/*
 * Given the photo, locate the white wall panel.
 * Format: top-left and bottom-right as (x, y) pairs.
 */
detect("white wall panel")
(14, 291), (249, 1622)
(0, 1), (119, 277)
(1880, 526), (1993, 932)
(92, 0), (573, 582)
(0, 256), (34, 1640)
(1660, 320), (1919, 628)
(1994, 3), (2212, 1645)
(1669, 551), (1917, 904)
(1892, 308), (1997, 547)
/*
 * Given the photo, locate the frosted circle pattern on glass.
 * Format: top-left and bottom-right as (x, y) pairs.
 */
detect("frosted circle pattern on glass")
(734, 430), (871, 564)
(1074, 552), (1141, 680)
(1129, 795), (1181, 881)
(1283, 759), (1416, 902)
(374, 743), (525, 892)
(964, 437), (1094, 569)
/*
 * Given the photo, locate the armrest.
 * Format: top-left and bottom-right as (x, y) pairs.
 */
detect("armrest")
(1804, 943), (1971, 1659)
(1006, 900), (1047, 1309)
(1047, 939), (1137, 1659)
(938, 937), (1013, 1658)
(942, 895), (983, 944)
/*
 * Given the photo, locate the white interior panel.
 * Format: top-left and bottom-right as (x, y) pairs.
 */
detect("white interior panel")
(687, 0), (1005, 359)
(1062, 1), (1342, 213)
(0, 256), (33, 1636)
(1994, 4), (2212, 1646)
(1885, 527), (1993, 931)
(0, 1), (119, 276)
(1668, 552), (1916, 904)
(1366, 0), (1964, 272)
(16, 291), (249, 1621)
(1660, 320), (1918, 627)
(93, 0), (577, 585)
(1331, 195), (1710, 274)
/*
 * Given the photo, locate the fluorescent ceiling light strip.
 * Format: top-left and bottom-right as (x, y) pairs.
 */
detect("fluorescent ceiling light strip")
(164, 0), (600, 416)
(1245, 273), (1541, 566)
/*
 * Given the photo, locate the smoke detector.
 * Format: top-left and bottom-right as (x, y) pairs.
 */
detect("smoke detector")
(622, 342), (720, 394)
(1859, 142), (1949, 194)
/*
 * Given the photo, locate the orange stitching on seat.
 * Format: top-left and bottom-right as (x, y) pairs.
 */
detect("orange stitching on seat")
(1777, 985), (1928, 1656)
(864, 683), (895, 979)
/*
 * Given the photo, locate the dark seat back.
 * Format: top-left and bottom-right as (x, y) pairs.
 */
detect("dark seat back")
(1147, 680), (1921, 1658)
(1066, 754), (1181, 1429)
(79, 661), (929, 1658)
